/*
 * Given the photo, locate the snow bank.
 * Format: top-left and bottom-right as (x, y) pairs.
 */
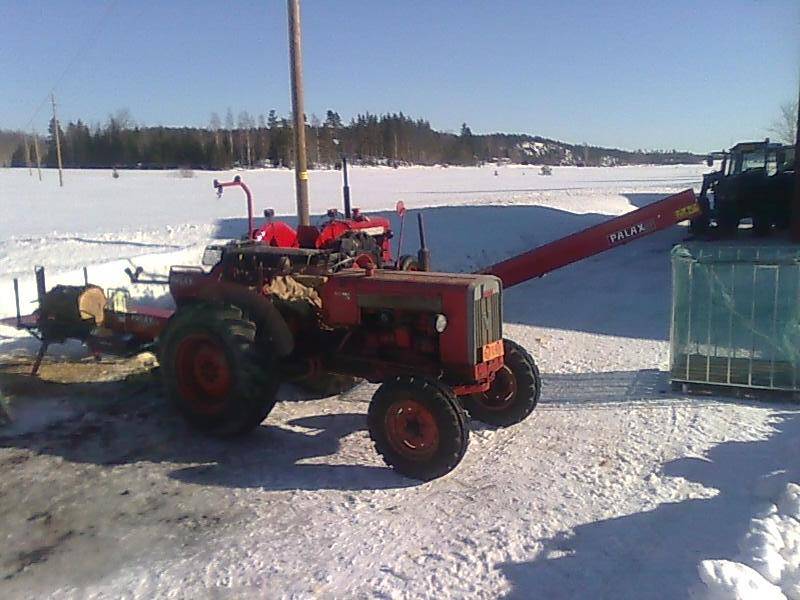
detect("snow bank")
(697, 561), (785, 600)
(694, 483), (800, 600)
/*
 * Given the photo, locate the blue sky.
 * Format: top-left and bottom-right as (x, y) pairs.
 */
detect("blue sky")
(1, 0), (798, 153)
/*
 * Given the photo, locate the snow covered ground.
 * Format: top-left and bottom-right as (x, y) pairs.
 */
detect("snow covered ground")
(0, 164), (798, 599)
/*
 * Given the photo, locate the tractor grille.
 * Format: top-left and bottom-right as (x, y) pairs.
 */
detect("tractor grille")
(474, 291), (502, 361)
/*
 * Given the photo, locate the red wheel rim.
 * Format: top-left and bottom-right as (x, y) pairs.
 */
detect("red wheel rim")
(174, 333), (231, 415)
(476, 365), (517, 411)
(384, 400), (439, 460)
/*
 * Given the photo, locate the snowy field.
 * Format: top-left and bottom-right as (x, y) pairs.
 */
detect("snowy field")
(0, 164), (798, 599)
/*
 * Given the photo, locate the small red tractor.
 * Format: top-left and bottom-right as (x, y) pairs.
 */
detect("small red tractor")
(5, 179), (702, 480)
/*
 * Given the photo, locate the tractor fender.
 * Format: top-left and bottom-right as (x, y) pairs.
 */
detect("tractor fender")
(172, 281), (294, 358)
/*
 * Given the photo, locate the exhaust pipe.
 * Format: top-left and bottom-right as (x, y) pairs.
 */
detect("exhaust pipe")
(417, 213), (431, 271)
(13, 278), (21, 329)
(342, 154), (351, 219)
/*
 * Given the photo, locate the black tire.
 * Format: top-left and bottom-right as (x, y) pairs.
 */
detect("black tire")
(463, 338), (541, 427)
(158, 304), (280, 436)
(716, 203), (740, 236)
(752, 211), (772, 237)
(398, 255), (421, 271)
(296, 372), (364, 397)
(688, 214), (710, 236)
(368, 376), (469, 480)
(689, 195), (712, 236)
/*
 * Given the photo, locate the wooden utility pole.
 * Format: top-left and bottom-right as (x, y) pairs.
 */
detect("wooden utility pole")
(32, 132), (43, 181)
(24, 134), (32, 176)
(287, 0), (310, 226)
(51, 93), (64, 187)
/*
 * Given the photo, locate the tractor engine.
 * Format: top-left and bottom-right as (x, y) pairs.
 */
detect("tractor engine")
(320, 269), (504, 389)
(252, 211), (394, 267)
(210, 176), (400, 270)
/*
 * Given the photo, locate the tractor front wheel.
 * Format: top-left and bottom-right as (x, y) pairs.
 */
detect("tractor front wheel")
(158, 304), (280, 436)
(463, 339), (541, 427)
(368, 376), (469, 480)
(716, 203), (740, 236)
(397, 255), (421, 271)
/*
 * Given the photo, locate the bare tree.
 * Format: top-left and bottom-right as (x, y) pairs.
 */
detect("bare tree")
(238, 110), (254, 166)
(225, 108), (235, 162)
(310, 113), (321, 167)
(770, 100), (798, 144)
(209, 112), (222, 148)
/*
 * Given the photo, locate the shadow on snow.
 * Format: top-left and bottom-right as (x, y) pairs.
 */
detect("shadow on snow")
(499, 409), (800, 599)
(0, 365), (413, 491)
(1, 363), (790, 497)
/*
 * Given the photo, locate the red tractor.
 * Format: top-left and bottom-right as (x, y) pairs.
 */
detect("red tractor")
(158, 245), (538, 480)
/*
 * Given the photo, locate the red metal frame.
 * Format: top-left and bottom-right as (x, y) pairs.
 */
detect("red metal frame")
(214, 177), (256, 240)
(101, 305), (173, 342)
(483, 189), (701, 288)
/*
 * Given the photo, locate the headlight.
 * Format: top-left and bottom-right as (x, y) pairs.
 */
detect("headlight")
(434, 313), (448, 333)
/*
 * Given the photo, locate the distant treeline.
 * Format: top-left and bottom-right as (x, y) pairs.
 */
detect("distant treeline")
(3, 108), (703, 170)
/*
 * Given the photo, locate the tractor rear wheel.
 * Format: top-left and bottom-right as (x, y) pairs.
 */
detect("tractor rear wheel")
(368, 376), (469, 480)
(158, 304), (280, 436)
(463, 339), (541, 427)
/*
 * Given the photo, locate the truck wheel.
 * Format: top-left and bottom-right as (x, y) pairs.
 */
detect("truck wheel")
(158, 304), (280, 436)
(688, 214), (710, 236)
(716, 205), (740, 236)
(463, 339), (541, 427)
(368, 376), (469, 480)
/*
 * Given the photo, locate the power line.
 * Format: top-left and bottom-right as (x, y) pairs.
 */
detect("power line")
(23, 0), (120, 131)
(51, 93), (64, 187)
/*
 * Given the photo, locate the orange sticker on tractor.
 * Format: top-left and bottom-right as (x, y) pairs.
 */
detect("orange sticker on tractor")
(482, 340), (504, 362)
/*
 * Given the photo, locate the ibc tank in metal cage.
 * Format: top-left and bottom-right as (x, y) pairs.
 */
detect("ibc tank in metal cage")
(670, 242), (800, 394)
